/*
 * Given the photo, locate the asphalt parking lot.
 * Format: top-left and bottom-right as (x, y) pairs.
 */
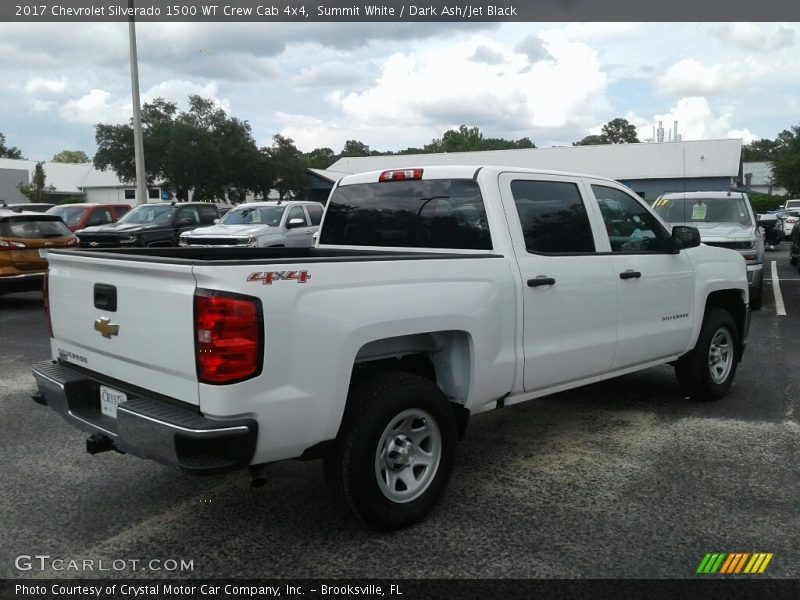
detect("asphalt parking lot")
(1, 248), (798, 580)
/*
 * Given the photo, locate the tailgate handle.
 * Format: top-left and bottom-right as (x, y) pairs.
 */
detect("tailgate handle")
(94, 284), (117, 312)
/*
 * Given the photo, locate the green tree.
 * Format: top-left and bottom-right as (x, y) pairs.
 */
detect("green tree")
(52, 150), (90, 163)
(263, 135), (308, 200)
(600, 118), (639, 144)
(573, 134), (606, 146)
(0, 132), (24, 159)
(94, 95), (266, 203)
(17, 162), (55, 202)
(424, 125), (535, 153)
(305, 147), (336, 169)
(341, 140), (372, 157)
(771, 125), (800, 196)
(742, 139), (781, 162)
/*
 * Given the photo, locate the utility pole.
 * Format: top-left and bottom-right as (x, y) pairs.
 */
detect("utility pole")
(128, 0), (148, 205)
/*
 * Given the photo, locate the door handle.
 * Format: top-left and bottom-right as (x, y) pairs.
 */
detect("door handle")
(619, 270), (642, 280)
(527, 276), (556, 287)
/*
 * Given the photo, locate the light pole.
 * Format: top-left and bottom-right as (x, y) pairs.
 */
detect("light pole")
(128, 0), (148, 205)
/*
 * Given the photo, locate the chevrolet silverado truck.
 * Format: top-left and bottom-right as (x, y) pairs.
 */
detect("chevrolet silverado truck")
(180, 201), (321, 248)
(32, 166), (750, 530)
(76, 202), (218, 248)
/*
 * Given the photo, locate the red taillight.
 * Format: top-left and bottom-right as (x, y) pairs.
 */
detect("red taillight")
(194, 290), (263, 384)
(379, 168), (423, 182)
(0, 240), (26, 251)
(43, 271), (53, 338)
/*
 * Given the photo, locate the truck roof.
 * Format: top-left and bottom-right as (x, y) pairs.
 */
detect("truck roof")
(337, 165), (623, 187)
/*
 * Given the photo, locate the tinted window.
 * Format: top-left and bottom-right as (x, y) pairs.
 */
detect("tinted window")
(511, 180), (594, 253)
(86, 208), (113, 226)
(306, 204), (323, 226)
(1, 217), (72, 238)
(198, 205), (218, 224)
(177, 207), (200, 225)
(321, 179), (492, 250)
(287, 205), (308, 226)
(593, 185), (668, 252)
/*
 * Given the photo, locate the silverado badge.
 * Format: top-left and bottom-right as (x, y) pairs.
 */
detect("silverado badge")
(94, 317), (120, 338)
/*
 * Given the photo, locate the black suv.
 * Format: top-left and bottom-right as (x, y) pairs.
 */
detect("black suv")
(76, 202), (219, 248)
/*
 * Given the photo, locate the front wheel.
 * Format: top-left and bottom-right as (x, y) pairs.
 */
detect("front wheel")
(675, 307), (739, 401)
(324, 372), (457, 530)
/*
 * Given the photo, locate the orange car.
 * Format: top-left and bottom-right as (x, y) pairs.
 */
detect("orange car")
(0, 211), (77, 295)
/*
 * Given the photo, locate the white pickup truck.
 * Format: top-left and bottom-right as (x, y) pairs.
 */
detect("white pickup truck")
(32, 166), (750, 530)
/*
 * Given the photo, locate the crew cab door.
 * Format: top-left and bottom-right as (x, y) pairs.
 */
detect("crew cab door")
(499, 174), (618, 392)
(586, 182), (694, 367)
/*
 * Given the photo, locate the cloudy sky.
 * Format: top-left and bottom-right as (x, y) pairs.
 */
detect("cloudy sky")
(1, 21), (799, 162)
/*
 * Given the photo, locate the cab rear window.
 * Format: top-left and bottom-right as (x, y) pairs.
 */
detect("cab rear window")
(1, 217), (73, 238)
(320, 179), (492, 250)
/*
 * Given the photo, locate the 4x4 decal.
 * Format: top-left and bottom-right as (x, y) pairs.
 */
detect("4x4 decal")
(248, 271), (311, 285)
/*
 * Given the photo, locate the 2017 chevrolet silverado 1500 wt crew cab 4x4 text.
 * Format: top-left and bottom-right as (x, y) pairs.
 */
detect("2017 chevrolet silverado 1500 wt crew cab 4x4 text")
(32, 166), (750, 530)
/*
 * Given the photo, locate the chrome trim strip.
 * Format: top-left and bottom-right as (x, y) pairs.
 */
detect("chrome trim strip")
(116, 405), (250, 435)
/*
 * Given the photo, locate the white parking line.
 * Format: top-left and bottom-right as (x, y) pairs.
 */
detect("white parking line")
(771, 261), (787, 316)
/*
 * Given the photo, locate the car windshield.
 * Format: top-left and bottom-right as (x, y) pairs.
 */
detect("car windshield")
(117, 204), (175, 225)
(47, 205), (88, 226)
(220, 206), (285, 226)
(785, 200), (800, 209)
(1, 217), (73, 238)
(653, 196), (752, 226)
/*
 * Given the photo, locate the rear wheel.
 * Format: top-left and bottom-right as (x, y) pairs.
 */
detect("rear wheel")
(675, 307), (739, 401)
(324, 372), (457, 530)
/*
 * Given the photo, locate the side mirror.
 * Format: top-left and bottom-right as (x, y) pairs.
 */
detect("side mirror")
(671, 225), (701, 252)
(286, 218), (305, 229)
(176, 217), (193, 228)
(213, 218), (219, 224)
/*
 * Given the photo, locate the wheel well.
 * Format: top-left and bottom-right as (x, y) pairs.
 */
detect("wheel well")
(705, 290), (746, 359)
(349, 331), (472, 440)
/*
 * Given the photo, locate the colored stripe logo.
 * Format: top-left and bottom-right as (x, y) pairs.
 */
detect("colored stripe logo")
(696, 553), (774, 574)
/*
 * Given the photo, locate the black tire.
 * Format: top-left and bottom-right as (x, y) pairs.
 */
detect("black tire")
(675, 307), (739, 401)
(324, 372), (457, 530)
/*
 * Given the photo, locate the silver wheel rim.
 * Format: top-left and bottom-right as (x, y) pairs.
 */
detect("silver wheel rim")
(374, 408), (441, 504)
(708, 327), (734, 384)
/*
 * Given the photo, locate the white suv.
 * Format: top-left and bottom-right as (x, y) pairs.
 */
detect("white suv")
(653, 191), (764, 309)
(180, 201), (322, 248)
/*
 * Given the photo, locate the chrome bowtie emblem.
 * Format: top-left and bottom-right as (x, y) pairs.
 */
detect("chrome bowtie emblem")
(94, 317), (119, 338)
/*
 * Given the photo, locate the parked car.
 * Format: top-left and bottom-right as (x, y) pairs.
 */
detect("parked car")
(0, 202), (57, 213)
(653, 191), (764, 309)
(790, 220), (800, 268)
(47, 203), (131, 232)
(756, 212), (784, 248)
(180, 201), (322, 248)
(33, 166), (750, 530)
(76, 202), (218, 248)
(783, 199), (800, 211)
(780, 209), (800, 237)
(0, 211), (77, 295)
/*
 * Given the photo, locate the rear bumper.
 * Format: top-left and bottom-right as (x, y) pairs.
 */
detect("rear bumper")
(0, 272), (44, 294)
(31, 360), (257, 475)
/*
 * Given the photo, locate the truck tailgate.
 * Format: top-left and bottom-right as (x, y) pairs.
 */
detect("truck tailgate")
(46, 252), (200, 405)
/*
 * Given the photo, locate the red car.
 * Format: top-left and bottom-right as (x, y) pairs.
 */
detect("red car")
(46, 203), (131, 232)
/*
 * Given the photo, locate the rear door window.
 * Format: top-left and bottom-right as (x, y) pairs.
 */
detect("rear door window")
(510, 180), (595, 253)
(320, 179), (492, 249)
(1, 218), (72, 238)
(306, 204), (323, 225)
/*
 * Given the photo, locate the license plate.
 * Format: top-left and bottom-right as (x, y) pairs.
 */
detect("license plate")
(100, 385), (127, 418)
